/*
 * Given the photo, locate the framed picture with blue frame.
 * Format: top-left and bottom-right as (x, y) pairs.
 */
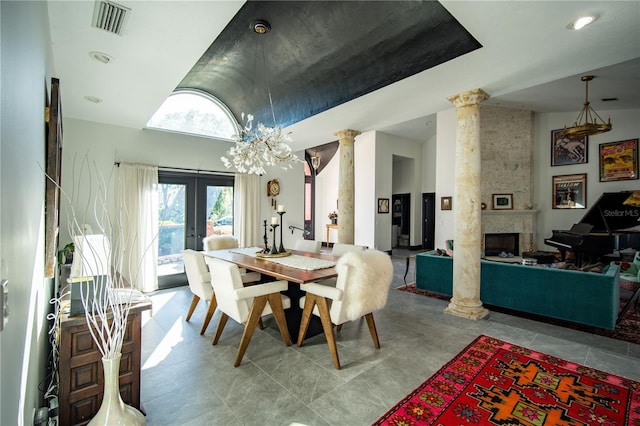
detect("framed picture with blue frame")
(551, 129), (588, 166)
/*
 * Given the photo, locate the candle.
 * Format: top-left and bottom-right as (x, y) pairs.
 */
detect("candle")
(271, 217), (279, 225)
(277, 205), (285, 212)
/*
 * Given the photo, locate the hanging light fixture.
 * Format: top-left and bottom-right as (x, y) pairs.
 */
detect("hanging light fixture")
(221, 20), (302, 175)
(561, 75), (612, 138)
(310, 148), (321, 171)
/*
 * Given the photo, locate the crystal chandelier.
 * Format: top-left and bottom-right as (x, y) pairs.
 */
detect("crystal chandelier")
(561, 75), (612, 138)
(221, 20), (302, 175)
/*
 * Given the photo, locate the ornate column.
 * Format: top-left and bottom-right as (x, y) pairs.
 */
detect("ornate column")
(444, 89), (490, 320)
(335, 129), (360, 244)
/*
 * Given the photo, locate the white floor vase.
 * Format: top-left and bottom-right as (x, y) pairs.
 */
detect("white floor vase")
(89, 354), (146, 425)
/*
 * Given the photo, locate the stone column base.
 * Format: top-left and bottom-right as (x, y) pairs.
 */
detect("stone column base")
(444, 301), (490, 320)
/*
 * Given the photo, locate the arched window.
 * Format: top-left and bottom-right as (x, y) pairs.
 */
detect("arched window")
(146, 90), (240, 140)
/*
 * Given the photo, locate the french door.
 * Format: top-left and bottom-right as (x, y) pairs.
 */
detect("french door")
(157, 172), (234, 288)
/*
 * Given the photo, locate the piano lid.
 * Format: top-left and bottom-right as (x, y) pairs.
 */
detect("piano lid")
(579, 191), (640, 233)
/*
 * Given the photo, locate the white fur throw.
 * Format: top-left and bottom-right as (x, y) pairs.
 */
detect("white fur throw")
(337, 249), (393, 321)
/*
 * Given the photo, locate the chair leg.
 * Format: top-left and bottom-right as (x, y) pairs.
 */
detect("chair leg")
(336, 324), (343, 332)
(316, 296), (341, 370)
(212, 313), (229, 345)
(258, 319), (265, 330)
(200, 295), (218, 335)
(364, 313), (380, 349)
(297, 294), (316, 346)
(268, 293), (291, 346)
(186, 294), (200, 321)
(234, 295), (269, 367)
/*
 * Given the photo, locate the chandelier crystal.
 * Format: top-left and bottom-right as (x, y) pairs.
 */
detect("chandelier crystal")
(561, 75), (612, 138)
(222, 114), (301, 175)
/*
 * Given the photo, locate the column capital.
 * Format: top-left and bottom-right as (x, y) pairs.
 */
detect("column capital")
(334, 129), (361, 142)
(448, 88), (490, 108)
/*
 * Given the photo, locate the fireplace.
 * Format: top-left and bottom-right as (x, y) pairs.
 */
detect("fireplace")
(484, 233), (519, 256)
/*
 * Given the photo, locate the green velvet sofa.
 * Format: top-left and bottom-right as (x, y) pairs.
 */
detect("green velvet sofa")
(415, 251), (621, 329)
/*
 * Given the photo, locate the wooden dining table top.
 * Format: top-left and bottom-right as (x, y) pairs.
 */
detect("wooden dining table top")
(203, 248), (339, 284)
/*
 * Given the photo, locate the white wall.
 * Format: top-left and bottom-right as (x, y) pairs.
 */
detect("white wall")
(1, 2), (53, 424)
(313, 148), (339, 244)
(421, 131), (437, 193)
(378, 132), (422, 249)
(60, 119), (235, 245)
(62, 118), (310, 252)
(259, 161), (305, 251)
(434, 109), (457, 249)
(356, 131), (377, 249)
(534, 108), (640, 249)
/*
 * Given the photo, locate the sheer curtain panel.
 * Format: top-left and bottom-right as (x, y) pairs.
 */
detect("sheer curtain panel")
(234, 173), (261, 247)
(116, 164), (159, 292)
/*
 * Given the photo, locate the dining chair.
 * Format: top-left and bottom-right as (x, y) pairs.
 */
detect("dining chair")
(182, 249), (217, 335)
(297, 249), (393, 369)
(294, 239), (322, 254)
(202, 235), (261, 284)
(206, 258), (292, 367)
(202, 234), (239, 251)
(331, 243), (367, 257)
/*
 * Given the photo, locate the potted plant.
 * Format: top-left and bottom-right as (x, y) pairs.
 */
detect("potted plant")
(58, 242), (75, 265)
(328, 211), (338, 224)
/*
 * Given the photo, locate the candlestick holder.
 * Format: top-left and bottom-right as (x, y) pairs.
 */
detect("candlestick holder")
(262, 220), (269, 253)
(270, 224), (279, 255)
(277, 211), (286, 253)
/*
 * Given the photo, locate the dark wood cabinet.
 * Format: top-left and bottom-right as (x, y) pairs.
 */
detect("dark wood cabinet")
(58, 303), (150, 425)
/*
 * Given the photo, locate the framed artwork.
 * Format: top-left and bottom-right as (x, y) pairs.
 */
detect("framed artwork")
(552, 174), (586, 209)
(491, 193), (513, 210)
(551, 129), (588, 166)
(45, 78), (63, 278)
(378, 198), (389, 214)
(599, 139), (639, 182)
(441, 196), (452, 210)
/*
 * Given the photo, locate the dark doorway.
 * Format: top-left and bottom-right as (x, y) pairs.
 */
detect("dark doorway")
(422, 193), (435, 249)
(392, 193), (411, 247)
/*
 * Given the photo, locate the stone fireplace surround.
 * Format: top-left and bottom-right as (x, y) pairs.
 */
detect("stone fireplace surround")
(481, 210), (539, 256)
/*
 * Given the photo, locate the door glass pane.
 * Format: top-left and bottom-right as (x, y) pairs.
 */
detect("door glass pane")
(157, 183), (186, 277)
(206, 185), (234, 237)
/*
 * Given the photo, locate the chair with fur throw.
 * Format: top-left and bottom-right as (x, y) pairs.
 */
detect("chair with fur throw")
(297, 249), (393, 369)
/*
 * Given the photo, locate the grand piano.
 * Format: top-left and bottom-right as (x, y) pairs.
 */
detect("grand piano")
(545, 191), (640, 264)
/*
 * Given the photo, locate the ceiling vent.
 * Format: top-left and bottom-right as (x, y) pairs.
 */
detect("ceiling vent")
(92, 0), (130, 35)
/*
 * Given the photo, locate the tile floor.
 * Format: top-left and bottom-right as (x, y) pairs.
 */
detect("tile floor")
(139, 252), (640, 425)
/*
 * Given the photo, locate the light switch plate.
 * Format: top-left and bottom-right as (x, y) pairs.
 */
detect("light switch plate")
(0, 279), (7, 332)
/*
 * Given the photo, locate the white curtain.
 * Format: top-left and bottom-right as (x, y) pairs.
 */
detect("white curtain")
(116, 164), (158, 292)
(234, 173), (261, 247)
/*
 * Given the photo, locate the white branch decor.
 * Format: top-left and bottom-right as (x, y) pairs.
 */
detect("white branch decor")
(221, 114), (303, 175)
(61, 155), (149, 359)
(48, 154), (150, 423)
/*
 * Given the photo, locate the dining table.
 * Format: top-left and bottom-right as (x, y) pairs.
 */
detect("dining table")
(204, 247), (339, 339)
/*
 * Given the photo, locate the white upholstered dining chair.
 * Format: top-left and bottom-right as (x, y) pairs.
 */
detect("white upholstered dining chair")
(294, 239), (322, 254)
(297, 249), (393, 369)
(182, 249), (217, 335)
(206, 258), (292, 367)
(331, 243), (367, 257)
(202, 235), (261, 284)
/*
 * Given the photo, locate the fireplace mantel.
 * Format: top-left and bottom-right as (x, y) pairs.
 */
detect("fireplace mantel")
(482, 209), (540, 216)
(482, 210), (540, 255)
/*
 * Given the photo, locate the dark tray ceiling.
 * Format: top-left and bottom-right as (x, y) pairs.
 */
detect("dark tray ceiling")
(178, 0), (481, 129)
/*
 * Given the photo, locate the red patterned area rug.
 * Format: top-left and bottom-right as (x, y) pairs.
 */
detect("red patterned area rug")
(397, 283), (640, 345)
(374, 335), (640, 426)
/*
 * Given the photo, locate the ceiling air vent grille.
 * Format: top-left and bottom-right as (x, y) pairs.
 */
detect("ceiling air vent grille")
(92, 0), (130, 35)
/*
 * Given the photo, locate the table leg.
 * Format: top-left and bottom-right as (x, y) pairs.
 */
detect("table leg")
(283, 281), (323, 340)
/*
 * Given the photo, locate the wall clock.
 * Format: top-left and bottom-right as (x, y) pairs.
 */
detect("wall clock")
(267, 179), (280, 197)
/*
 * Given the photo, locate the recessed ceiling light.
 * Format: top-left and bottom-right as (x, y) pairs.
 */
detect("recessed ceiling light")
(567, 15), (598, 30)
(84, 96), (103, 104)
(89, 51), (113, 64)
